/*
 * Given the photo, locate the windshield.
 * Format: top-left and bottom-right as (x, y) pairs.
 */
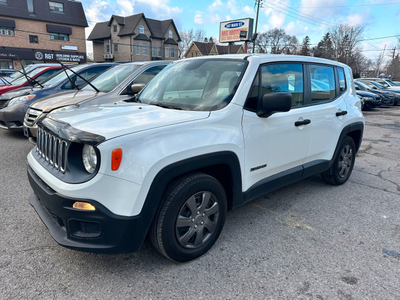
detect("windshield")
(42, 65), (86, 88)
(371, 81), (385, 89)
(359, 81), (378, 89)
(376, 80), (389, 88)
(138, 59), (247, 111)
(82, 64), (138, 92)
(11, 67), (46, 85)
(8, 65), (35, 80)
(385, 79), (397, 86)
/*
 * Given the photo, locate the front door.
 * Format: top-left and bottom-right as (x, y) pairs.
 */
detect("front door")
(242, 63), (313, 192)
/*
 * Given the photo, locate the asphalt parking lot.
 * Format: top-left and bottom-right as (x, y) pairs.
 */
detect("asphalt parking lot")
(1, 106), (400, 299)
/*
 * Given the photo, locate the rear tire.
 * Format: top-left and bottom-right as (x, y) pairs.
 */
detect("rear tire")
(150, 173), (227, 262)
(322, 136), (356, 185)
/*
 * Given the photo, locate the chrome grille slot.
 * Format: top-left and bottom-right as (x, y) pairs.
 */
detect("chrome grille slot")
(24, 108), (42, 126)
(36, 126), (68, 173)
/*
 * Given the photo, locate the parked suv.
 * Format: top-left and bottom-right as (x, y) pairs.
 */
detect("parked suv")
(27, 55), (364, 262)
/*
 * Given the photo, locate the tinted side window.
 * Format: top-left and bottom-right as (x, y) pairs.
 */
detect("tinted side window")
(337, 67), (346, 92)
(35, 69), (60, 83)
(309, 64), (335, 102)
(244, 72), (259, 111)
(131, 65), (166, 85)
(62, 67), (109, 89)
(260, 63), (304, 107)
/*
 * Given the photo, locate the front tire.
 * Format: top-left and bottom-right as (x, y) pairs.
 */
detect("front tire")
(322, 136), (356, 185)
(150, 173), (227, 262)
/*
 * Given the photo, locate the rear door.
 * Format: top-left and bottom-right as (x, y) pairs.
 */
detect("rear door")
(303, 64), (349, 165)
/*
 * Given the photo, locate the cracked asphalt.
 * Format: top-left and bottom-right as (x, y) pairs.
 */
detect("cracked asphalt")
(1, 106), (400, 299)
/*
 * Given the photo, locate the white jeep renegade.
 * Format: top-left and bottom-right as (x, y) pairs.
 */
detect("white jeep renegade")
(27, 54), (364, 262)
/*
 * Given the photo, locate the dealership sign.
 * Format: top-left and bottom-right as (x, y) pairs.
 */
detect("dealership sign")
(0, 47), (86, 63)
(220, 18), (254, 43)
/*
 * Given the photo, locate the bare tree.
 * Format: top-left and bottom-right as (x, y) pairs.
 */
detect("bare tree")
(254, 28), (297, 54)
(329, 24), (364, 63)
(178, 28), (207, 58)
(371, 51), (386, 77)
(386, 54), (400, 80)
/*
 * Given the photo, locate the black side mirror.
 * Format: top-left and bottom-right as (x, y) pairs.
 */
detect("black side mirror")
(257, 92), (292, 118)
(130, 83), (145, 94)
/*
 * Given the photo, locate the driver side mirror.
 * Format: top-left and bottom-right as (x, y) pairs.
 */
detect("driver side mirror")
(257, 92), (292, 118)
(130, 83), (145, 94)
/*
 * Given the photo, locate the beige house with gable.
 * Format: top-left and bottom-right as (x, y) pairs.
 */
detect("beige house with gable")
(88, 13), (181, 62)
(184, 41), (245, 58)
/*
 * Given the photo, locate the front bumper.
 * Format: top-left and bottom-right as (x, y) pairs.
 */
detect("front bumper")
(0, 106), (25, 131)
(28, 165), (150, 254)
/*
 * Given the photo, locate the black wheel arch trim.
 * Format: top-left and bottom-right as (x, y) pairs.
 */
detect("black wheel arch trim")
(328, 121), (364, 169)
(140, 151), (242, 238)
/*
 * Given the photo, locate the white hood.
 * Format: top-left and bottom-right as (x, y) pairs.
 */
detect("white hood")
(47, 102), (210, 140)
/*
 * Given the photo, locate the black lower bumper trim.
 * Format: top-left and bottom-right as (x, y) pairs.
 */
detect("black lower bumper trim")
(27, 164), (149, 254)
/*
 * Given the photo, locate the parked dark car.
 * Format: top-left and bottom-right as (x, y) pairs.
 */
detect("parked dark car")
(362, 77), (400, 90)
(24, 60), (171, 141)
(0, 63), (115, 132)
(359, 80), (400, 105)
(355, 89), (381, 110)
(354, 80), (395, 106)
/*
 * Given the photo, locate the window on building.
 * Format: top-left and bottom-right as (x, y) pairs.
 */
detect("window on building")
(136, 43), (140, 55)
(165, 47), (169, 58)
(27, 0), (34, 13)
(49, 1), (63, 12)
(309, 64), (336, 103)
(171, 48), (175, 58)
(114, 43), (118, 53)
(157, 46), (161, 57)
(49, 32), (69, 41)
(140, 25), (144, 34)
(29, 35), (38, 43)
(0, 27), (14, 36)
(113, 25), (117, 33)
(169, 30), (173, 38)
(142, 44), (147, 55)
(152, 46), (155, 57)
(106, 44), (110, 53)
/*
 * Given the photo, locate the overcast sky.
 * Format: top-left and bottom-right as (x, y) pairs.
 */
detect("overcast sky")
(83, 0), (400, 60)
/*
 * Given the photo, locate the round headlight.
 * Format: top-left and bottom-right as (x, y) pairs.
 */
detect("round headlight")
(82, 144), (98, 174)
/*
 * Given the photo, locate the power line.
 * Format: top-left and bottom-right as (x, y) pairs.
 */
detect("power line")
(293, 1), (400, 8)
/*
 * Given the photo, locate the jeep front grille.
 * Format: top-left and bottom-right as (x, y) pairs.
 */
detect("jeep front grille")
(36, 127), (68, 173)
(24, 108), (42, 126)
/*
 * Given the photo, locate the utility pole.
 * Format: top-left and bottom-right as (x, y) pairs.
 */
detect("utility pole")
(252, 0), (263, 53)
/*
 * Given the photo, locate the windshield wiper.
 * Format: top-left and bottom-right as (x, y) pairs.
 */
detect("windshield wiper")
(58, 62), (78, 90)
(58, 61), (100, 93)
(151, 102), (182, 110)
(17, 57), (44, 88)
(0, 75), (11, 85)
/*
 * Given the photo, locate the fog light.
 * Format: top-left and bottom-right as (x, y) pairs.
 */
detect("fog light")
(73, 201), (96, 211)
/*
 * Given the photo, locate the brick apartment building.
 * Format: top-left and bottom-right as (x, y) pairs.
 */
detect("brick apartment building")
(87, 14), (181, 62)
(0, 0), (88, 70)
